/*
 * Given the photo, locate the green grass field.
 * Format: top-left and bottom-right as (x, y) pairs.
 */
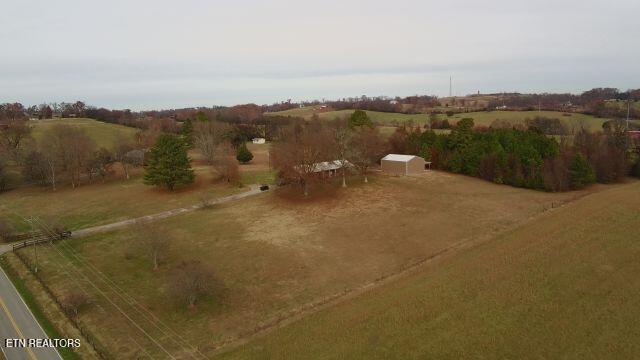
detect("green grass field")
(220, 180), (640, 359)
(30, 118), (138, 149)
(267, 108), (620, 132)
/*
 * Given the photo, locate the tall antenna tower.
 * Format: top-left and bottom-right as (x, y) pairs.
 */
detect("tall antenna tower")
(627, 98), (631, 130)
(449, 76), (452, 97)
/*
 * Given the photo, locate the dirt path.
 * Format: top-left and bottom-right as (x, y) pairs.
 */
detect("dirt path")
(71, 185), (264, 238)
(0, 186), (266, 256)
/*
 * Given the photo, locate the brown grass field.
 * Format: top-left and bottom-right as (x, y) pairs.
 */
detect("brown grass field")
(10, 171), (602, 358)
(220, 179), (640, 359)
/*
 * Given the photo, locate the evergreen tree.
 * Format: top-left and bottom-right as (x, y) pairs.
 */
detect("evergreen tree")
(450, 118), (474, 150)
(348, 109), (373, 129)
(143, 134), (194, 190)
(180, 119), (194, 148)
(195, 111), (209, 122)
(236, 141), (254, 163)
(569, 153), (595, 189)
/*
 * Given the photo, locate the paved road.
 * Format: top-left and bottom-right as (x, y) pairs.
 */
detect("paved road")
(0, 267), (62, 360)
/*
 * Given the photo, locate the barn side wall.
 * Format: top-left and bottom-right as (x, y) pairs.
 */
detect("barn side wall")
(381, 160), (406, 175)
(407, 157), (426, 174)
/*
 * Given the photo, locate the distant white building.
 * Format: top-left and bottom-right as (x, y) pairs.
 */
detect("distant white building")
(252, 138), (266, 144)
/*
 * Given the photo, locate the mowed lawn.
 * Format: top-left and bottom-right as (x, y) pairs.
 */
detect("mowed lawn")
(30, 118), (139, 148)
(14, 172), (594, 358)
(267, 107), (618, 132)
(220, 180), (640, 360)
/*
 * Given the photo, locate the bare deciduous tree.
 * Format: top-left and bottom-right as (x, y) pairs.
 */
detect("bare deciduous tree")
(168, 261), (215, 309)
(40, 124), (96, 188)
(271, 123), (333, 196)
(193, 120), (231, 164)
(113, 135), (136, 180)
(135, 221), (168, 271)
(62, 291), (90, 316)
(0, 117), (32, 164)
(328, 119), (352, 188)
(211, 141), (240, 183)
(348, 127), (385, 183)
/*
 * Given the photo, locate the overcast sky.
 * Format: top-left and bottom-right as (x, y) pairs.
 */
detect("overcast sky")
(1, 0), (638, 110)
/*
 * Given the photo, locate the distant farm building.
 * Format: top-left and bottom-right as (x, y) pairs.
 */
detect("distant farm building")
(252, 138), (266, 144)
(381, 154), (426, 175)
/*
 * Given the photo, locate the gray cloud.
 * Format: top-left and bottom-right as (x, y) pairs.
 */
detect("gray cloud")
(1, 0), (639, 109)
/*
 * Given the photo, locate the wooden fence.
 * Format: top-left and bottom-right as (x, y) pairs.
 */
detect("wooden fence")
(11, 231), (72, 251)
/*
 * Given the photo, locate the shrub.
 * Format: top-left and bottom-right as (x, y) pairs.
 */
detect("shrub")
(348, 109), (373, 128)
(236, 142), (253, 163)
(569, 153), (596, 189)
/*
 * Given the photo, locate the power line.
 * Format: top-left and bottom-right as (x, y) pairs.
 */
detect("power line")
(49, 224), (207, 359)
(8, 211), (153, 359)
(32, 218), (176, 359)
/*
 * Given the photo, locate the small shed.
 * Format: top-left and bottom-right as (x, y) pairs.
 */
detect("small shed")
(252, 138), (266, 144)
(381, 154), (426, 175)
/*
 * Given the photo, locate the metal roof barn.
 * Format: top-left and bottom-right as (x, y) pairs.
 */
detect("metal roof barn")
(381, 154), (426, 175)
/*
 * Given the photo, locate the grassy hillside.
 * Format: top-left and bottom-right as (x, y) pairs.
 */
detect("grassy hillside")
(266, 108), (427, 124)
(448, 110), (611, 131)
(220, 180), (640, 359)
(266, 108), (618, 132)
(30, 118), (138, 148)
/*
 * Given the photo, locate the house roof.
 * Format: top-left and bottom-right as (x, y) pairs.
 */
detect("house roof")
(313, 160), (353, 172)
(382, 154), (418, 162)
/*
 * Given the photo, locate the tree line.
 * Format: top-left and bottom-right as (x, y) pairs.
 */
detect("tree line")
(389, 118), (637, 191)
(267, 110), (640, 196)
